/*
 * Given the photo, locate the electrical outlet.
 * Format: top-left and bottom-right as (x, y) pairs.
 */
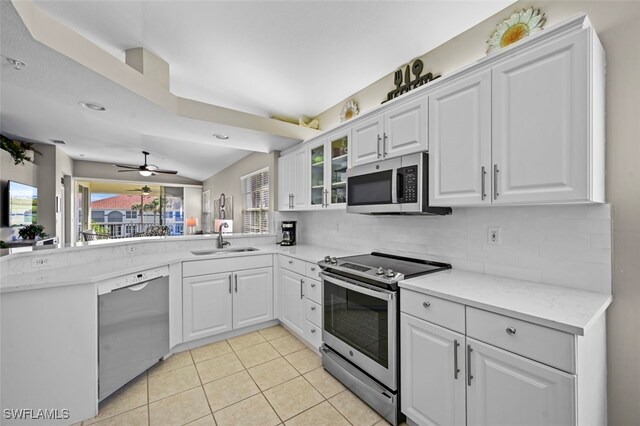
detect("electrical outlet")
(31, 257), (52, 268)
(488, 227), (501, 245)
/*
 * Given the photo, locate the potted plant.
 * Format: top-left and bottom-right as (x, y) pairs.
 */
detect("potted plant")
(0, 134), (42, 165)
(18, 224), (48, 240)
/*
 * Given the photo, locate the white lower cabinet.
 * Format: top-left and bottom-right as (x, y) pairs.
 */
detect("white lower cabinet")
(466, 338), (575, 426)
(182, 260), (273, 342)
(232, 268), (273, 329)
(401, 289), (585, 426)
(401, 313), (466, 426)
(183, 273), (233, 341)
(278, 255), (324, 350)
(279, 267), (306, 336)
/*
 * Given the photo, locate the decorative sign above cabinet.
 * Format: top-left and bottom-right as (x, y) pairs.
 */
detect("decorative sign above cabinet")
(383, 59), (440, 104)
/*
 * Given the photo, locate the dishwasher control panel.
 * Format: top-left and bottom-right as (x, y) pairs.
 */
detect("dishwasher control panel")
(98, 265), (170, 295)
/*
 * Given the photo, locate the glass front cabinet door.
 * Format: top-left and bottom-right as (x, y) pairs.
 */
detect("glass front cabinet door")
(308, 130), (350, 209)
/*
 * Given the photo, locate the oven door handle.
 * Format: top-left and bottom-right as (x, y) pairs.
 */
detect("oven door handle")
(321, 273), (393, 301)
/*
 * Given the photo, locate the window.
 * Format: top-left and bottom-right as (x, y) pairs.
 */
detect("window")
(107, 211), (123, 223)
(91, 210), (105, 223)
(125, 210), (137, 219)
(241, 167), (269, 233)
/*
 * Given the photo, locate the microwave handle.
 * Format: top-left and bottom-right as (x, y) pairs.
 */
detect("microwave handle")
(397, 170), (404, 201)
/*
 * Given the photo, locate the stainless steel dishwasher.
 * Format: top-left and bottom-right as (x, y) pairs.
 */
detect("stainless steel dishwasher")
(97, 266), (170, 401)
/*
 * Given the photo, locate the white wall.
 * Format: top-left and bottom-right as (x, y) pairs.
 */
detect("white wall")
(74, 160), (202, 186)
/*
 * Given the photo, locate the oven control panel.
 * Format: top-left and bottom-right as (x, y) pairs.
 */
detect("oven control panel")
(98, 265), (169, 295)
(397, 165), (418, 204)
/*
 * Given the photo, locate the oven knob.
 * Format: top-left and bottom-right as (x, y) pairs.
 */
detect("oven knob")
(385, 269), (395, 278)
(330, 257), (338, 265)
(324, 256), (331, 263)
(376, 267), (384, 275)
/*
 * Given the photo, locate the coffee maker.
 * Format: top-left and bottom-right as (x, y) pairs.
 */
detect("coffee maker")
(280, 221), (297, 246)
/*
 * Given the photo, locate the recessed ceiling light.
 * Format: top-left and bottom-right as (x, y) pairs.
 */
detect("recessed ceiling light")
(79, 154), (86, 157)
(6, 57), (26, 70)
(78, 101), (107, 111)
(213, 133), (229, 140)
(50, 139), (66, 145)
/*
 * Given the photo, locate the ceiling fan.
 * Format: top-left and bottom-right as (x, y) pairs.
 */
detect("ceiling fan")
(114, 151), (178, 176)
(127, 185), (155, 196)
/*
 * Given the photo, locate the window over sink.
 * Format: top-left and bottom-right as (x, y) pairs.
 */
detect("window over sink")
(241, 167), (269, 233)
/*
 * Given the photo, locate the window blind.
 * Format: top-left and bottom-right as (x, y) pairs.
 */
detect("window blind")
(241, 167), (269, 233)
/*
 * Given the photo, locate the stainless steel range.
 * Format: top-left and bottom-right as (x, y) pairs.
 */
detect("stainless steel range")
(318, 252), (451, 425)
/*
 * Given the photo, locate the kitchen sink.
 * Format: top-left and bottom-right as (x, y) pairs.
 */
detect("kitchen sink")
(191, 247), (259, 256)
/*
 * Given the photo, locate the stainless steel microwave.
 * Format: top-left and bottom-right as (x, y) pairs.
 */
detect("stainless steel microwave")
(346, 153), (451, 215)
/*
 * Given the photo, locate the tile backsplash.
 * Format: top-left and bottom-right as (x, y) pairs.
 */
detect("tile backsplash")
(277, 204), (612, 294)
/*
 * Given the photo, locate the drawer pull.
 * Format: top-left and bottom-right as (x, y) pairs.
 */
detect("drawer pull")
(423, 301), (431, 308)
(311, 267), (316, 271)
(467, 345), (473, 386)
(311, 306), (316, 311)
(506, 327), (517, 336)
(453, 339), (460, 380)
(289, 260), (294, 264)
(311, 328), (316, 333)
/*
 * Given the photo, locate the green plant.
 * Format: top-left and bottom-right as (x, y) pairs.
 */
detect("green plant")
(0, 134), (42, 165)
(91, 222), (108, 234)
(18, 224), (48, 240)
(0, 241), (9, 249)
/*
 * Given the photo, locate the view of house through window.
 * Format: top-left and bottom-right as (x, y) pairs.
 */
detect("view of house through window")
(76, 181), (186, 240)
(241, 168), (269, 233)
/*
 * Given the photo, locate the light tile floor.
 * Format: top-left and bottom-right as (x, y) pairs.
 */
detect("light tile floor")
(82, 325), (396, 426)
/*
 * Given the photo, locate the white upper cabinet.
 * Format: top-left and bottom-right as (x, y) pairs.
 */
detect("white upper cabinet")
(492, 29), (598, 204)
(278, 154), (293, 211)
(384, 96), (428, 159)
(429, 70), (492, 206)
(429, 26), (604, 207)
(351, 96), (428, 167)
(309, 130), (350, 209)
(278, 148), (309, 211)
(351, 114), (384, 167)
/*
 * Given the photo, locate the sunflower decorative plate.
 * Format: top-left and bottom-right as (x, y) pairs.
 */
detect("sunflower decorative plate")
(486, 8), (546, 54)
(340, 99), (359, 123)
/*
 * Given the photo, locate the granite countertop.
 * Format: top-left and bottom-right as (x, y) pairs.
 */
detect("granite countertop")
(0, 244), (356, 294)
(400, 269), (612, 335)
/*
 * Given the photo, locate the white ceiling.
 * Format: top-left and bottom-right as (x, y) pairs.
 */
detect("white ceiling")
(1, 0), (514, 181)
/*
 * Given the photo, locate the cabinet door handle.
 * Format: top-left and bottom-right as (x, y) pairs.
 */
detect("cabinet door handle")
(481, 166), (487, 200)
(234, 274), (238, 293)
(467, 344), (473, 386)
(454, 339), (460, 380)
(311, 267), (316, 272)
(300, 279), (304, 299)
(493, 164), (499, 200)
(311, 306), (316, 311)
(423, 301), (431, 308)
(311, 283), (316, 288)
(323, 189), (328, 208)
(506, 327), (517, 335)
(377, 135), (382, 158)
(289, 260), (294, 264)
(311, 328), (316, 333)
(383, 133), (388, 156)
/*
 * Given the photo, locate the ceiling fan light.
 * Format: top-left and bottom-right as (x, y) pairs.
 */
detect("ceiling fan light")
(139, 170), (152, 177)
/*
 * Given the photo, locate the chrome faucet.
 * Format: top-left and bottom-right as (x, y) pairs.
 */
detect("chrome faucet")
(217, 222), (230, 249)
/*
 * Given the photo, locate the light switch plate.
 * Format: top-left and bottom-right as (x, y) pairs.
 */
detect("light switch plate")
(488, 227), (501, 245)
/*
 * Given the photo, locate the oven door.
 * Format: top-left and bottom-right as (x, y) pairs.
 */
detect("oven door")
(321, 272), (397, 390)
(346, 157), (401, 214)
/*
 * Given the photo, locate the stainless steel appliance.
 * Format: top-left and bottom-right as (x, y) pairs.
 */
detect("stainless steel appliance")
(280, 221), (296, 246)
(97, 266), (170, 401)
(346, 152), (451, 215)
(319, 252), (451, 425)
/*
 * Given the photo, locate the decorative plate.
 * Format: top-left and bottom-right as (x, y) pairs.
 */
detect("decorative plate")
(340, 99), (359, 123)
(486, 8), (545, 54)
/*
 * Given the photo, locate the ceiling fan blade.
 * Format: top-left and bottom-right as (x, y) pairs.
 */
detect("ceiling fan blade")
(154, 169), (178, 175)
(114, 164), (139, 169)
(117, 170), (139, 172)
